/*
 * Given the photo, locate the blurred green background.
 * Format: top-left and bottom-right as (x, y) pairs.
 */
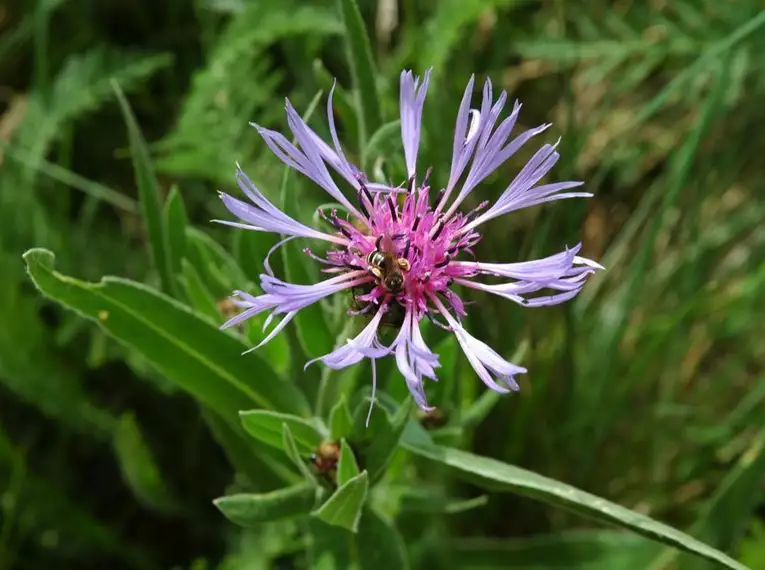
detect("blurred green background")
(1, 0), (765, 568)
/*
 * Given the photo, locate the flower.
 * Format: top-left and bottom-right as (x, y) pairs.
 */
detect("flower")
(215, 69), (604, 419)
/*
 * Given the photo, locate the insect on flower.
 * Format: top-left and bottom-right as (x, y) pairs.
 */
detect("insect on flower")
(214, 69), (604, 424)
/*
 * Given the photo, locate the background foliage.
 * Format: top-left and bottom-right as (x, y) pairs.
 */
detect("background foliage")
(1, 0), (765, 568)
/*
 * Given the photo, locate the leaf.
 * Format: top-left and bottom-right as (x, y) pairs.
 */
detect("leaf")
(329, 396), (354, 441)
(306, 516), (354, 570)
(0, 254), (115, 439)
(112, 413), (178, 513)
(337, 0), (382, 146)
(179, 259), (220, 321)
(354, 507), (409, 570)
(337, 439), (360, 486)
(113, 81), (174, 297)
(187, 227), (249, 294)
(399, 436), (747, 570)
(283, 423), (317, 483)
(362, 120), (402, 171)
(313, 471), (368, 533)
(163, 185), (189, 293)
(240, 410), (324, 454)
(214, 482), (316, 527)
(365, 399), (412, 483)
(451, 531), (654, 570)
(23, 249), (310, 422)
(1, 143), (138, 213)
(397, 487), (487, 515)
(202, 406), (291, 489)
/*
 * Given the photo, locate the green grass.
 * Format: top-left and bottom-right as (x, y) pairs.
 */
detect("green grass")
(1, 0), (764, 568)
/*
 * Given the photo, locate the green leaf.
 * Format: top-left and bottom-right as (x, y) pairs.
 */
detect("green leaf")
(283, 423), (317, 483)
(23, 249), (310, 422)
(451, 531), (654, 570)
(0, 254), (115, 439)
(240, 410), (324, 454)
(306, 517), (354, 569)
(362, 120), (402, 171)
(163, 185), (189, 293)
(337, 439), (360, 486)
(354, 507), (409, 570)
(113, 413), (178, 513)
(365, 399), (412, 483)
(214, 482), (316, 527)
(202, 407), (290, 489)
(400, 436), (747, 570)
(396, 487), (487, 515)
(1, 143), (138, 213)
(329, 396), (354, 441)
(313, 470), (368, 533)
(337, 0), (382, 146)
(180, 259), (220, 321)
(187, 227), (249, 294)
(112, 81), (174, 296)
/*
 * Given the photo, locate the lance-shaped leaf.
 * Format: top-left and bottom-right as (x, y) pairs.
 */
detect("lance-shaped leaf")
(355, 507), (409, 570)
(400, 435), (747, 570)
(214, 482), (316, 527)
(329, 396), (354, 441)
(23, 249), (310, 422)
(337, 0), (382, 145)
(337, 439), (360, 486)
(113, 413), (178, 514)
(313, 470), (368, 533)
(240, 410), (324, 454)
(113, 81), (174, 296)
(163, 185), (189, 296)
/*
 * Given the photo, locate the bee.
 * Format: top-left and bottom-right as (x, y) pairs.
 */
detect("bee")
(309, 441), (341, 487)
(367, 238), (411, 294)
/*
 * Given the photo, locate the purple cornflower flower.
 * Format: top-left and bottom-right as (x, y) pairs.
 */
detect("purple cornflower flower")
(215, 70), (603, 420)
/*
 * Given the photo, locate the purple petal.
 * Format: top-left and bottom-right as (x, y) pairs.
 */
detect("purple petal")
(456, 244), (582, 279)
(454, 252), (603, 307)
(392, 309), (438, 411)
(297, 82), (361, 190)
(213, 166), (347, 245)
(400, 69), (432, 179)
(306, 305), (388, 370)
(460, 144), (588, 231)
(433, 296), (525, 393)
(260, 271), (371, 314)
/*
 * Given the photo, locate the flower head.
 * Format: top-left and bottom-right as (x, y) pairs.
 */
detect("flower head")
(216, 70), (603, 419)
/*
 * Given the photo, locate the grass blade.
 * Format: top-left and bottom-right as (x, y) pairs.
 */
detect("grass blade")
(337, 0), (382, 146)
(112, 80), (174, 296)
